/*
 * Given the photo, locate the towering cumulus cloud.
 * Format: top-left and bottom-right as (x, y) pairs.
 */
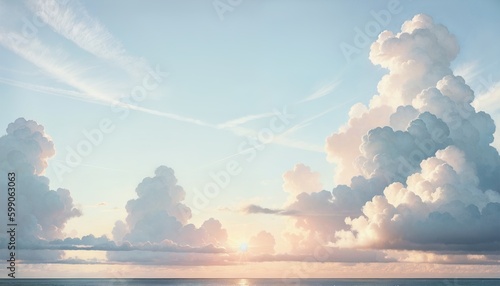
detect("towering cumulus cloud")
(109, 166), (228, 264)
(277, 14), (500, 260)
(0, 118), (81, 260)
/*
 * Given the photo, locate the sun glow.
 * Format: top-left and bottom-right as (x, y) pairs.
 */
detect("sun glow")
(239, 242), (249, 253)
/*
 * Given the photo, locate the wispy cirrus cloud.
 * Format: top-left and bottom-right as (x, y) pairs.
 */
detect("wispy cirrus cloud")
(1, 1), (325, 155)
(1, 2), (215, 128)
(0, 76), (100, 104)
(0, 31), (114, 101)
(27, 0), (149, 78)
(216, 112), (275, 129)
(298, 79), (341, 103)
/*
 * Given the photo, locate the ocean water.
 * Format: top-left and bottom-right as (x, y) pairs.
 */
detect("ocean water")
(0, 279), (498, 286)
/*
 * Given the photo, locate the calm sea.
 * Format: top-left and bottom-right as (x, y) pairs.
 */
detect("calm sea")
(0, 279), (498, 286)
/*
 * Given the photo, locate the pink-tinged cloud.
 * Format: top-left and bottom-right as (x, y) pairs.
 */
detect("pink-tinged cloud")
(249, 231), (276, 255)
(108, 166), (231, 264)
(329, 14), (499, 254)
(283, 163), (323, 196)
(249, 14), (500, 263)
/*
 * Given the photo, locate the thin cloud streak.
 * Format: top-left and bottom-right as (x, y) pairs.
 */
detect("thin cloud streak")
(0, 6), (327, 158)
(27, 0), (149, 78)
(0, 76), (101, 104)
(216, 112), (275, 129)
(200, 104), (352, 168)
(299, 79), (341, 103)
(0, 75), (215, 128)
(0, 31), (112, 102)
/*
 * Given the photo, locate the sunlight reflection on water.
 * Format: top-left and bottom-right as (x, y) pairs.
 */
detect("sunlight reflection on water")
(237, 278), (250, 286)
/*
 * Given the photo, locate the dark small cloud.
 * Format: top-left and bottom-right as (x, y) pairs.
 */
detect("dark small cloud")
(242, 204), (299, 216)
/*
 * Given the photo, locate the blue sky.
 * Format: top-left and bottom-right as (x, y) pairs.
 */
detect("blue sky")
(0, 0), (500, 278)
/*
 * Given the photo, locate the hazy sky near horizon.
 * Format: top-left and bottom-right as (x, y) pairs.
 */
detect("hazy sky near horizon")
(0, 0), (500, 279)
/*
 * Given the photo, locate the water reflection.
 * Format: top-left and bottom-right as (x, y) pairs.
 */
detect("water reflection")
(237, 278), (250, 286)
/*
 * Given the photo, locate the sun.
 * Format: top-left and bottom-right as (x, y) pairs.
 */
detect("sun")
(238, 242), (248, 253)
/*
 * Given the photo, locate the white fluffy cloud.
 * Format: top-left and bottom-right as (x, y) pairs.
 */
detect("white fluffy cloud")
(252, 14), (500, 263)
(328, 14), (500, 254)
(473, 82), (500, 150)
(0, 118), (81, 261)
(108, 166), (230, 264)
(0, 118), (55, 175)
(0, 118), (82, 240)
(282, 163), (323, 204)
(336, 146), (500, 251)
(325, 14), (460, 186)
(112, 166), (228, 247)
(325, 105), (392, 185)
(369, 14), (459, 108)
